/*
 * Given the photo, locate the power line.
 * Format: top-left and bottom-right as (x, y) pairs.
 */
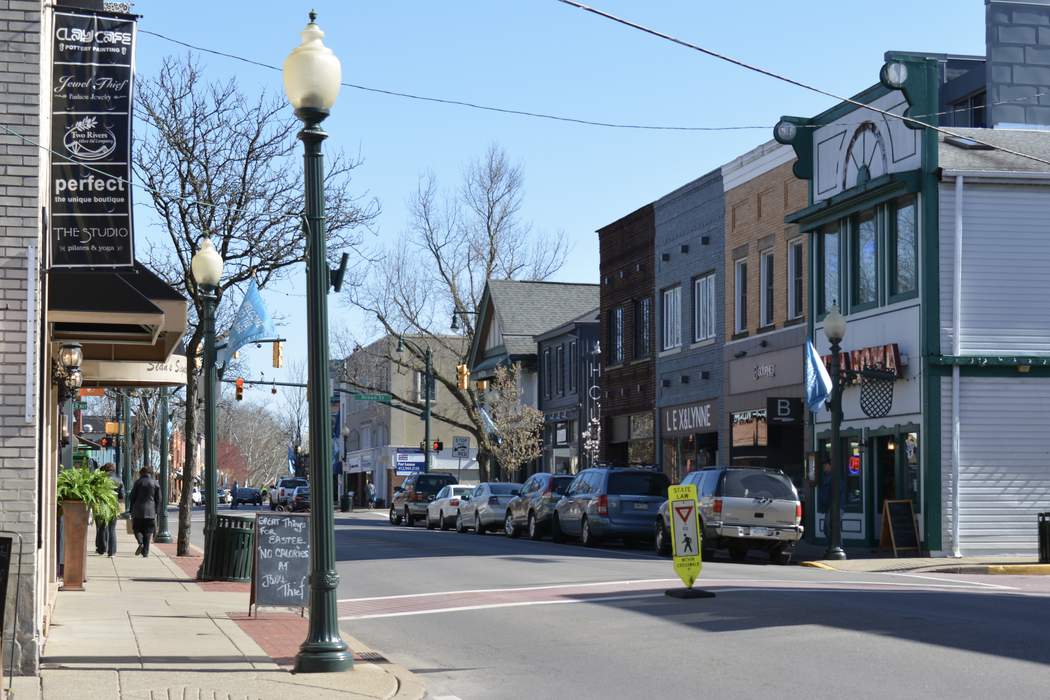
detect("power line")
(139, 28), (768, 133)
(555, 0), (1050, 168)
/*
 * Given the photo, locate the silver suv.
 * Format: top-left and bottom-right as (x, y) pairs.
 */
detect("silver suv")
(655, 466), (802, 565)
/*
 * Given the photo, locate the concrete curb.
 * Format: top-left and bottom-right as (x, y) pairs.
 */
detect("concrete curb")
(925, 564), (1050, 575)
(342, 634), (427, 700)
(799, 561), (838, 570)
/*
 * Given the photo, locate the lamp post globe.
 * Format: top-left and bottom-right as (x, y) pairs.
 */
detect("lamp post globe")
(285, 11), (353, 674)
(191, 238), (223, 288)
(192, 237), (223, 580)
(59, 342), (82, 371)
(283, 11), (341, 121)
(823, 305), (847, 344)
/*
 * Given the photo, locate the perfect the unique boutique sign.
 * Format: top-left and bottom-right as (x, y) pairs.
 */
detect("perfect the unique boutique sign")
(50, 10), (136, 267)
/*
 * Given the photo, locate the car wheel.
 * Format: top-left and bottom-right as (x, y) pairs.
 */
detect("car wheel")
(551, 515), (564, 543)
(439, 511), (449, 531)
(403, 507), (414, 527)
(771, 544), (793, 566)
(580, 517), (598, 547)
(456, 514), (467, 533)
(505, 512), (519, 538)
(389, 508), (401, 525)
(655, 518), (671, 557)
(425, 512), (435, 530)
(475, 515), (485, 535)
(527, 512), (542, 540)
(729, 543), (748, 562)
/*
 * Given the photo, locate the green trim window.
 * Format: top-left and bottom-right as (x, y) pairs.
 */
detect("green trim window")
(819, 224), (840, 314)
(851, 210), (877, 309)
(760, 249), (774, 327)
(890, 196), (918, 300)
(734, 259), (748, 333)
(788, 238), (804, 320)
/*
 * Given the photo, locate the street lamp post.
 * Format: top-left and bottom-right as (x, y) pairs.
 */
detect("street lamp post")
(155, 387), (172, 543)
(823, 306), (848, 561)
(191, 238), (224, 579)
(284, 12), (353, 673)
(121, 392), (132, 498)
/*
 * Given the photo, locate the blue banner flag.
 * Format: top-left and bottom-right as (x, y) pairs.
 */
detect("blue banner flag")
(218, 280), (276, 369)
(287, 444), (296, 475)
(804, 340), (832, 412)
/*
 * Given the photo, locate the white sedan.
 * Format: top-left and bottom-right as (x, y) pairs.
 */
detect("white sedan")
(425, 485), (475, 530)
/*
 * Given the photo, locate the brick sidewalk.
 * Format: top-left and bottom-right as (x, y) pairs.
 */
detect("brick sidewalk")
(153, 541), (250, 592)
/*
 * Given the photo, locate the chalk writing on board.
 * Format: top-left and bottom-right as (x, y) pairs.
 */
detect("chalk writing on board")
(252, 513), (309, 609)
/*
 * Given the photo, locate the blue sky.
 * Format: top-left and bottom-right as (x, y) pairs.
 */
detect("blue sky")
(132, 1), (986, 402)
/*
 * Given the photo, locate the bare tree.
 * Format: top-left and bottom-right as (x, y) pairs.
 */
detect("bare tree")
(344, 144), (565, 480)
(277, 359), (309, 472)
(486, 365), (543, 480)
(134, 55), (378, 555)
(218, 400), (285, 486)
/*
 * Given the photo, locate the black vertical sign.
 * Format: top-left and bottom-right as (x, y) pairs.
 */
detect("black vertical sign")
(50, 10), (136, 268)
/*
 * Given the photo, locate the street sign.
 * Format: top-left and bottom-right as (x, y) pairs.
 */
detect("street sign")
(355, 393), (391, 402)
(394, 447), (426, 476)
(452, 436), (470, 458)
(74, 401), (88, 410)
(667, 484), (702, 588)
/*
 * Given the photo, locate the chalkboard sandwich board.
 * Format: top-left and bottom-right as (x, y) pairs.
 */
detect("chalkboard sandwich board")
(250, 512), (310, 614)
(879, 499), (921, 557)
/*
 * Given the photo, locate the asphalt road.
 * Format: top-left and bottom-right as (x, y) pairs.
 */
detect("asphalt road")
(331, 510), (1050, 700)
(181, 506), (1050, 699)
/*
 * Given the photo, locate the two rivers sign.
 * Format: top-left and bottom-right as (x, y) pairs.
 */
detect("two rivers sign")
(251, 513), (309, 612)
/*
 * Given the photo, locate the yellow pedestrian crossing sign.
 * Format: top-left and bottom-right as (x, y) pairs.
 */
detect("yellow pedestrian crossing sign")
(668, 484), (702, 588)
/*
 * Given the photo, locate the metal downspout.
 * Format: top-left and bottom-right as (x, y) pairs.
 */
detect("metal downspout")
(951, 175), (963, 558)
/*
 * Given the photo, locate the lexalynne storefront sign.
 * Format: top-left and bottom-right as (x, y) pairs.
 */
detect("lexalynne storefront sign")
(50, 10), (136, 267)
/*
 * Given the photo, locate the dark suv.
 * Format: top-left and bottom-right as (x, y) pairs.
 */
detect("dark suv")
(552, 468), (670, 546)
(390, 472), (458, 526)
(504, 472), (575, 539)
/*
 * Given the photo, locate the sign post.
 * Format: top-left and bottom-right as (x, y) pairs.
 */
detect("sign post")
(665, 484), (715, 599)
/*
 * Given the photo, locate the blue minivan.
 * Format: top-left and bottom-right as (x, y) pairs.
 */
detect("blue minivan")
(552, 468), (670, 547)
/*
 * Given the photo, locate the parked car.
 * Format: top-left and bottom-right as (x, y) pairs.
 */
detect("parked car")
(655, 466), (802, 564)
(456, 482), (522, 534)
(290, 485), (311, 513)
(217, 488), (229, 504)
(504, 472), (575, 539)
(232, 486), (263, 507)
(389, 472), (458, 526)
(425, 484), (475, 530)
(552, 468), (670, 547)
(191, 487), (203, 507)
(270, 477), (308, 510)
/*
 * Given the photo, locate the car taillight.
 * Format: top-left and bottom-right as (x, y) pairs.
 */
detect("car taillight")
(596, 495), (608, 516)
(795, 503), (802, 524)
(713, 498), (723, 514)
(450, 498), (459, 506)
(488, 496), (499, 506)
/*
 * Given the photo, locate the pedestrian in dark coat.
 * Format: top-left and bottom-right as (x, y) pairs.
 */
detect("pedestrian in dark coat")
(94, 463), (124, 557)
(129, 466), (162, 557)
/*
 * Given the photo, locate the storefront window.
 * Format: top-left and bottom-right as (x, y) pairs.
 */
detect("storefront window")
(851, 211), (877, 307)
(892, 196), (917, 297)
(731, 410), (768, 447)
(904, 431), (920, 512)
(819, 438), (863, 514)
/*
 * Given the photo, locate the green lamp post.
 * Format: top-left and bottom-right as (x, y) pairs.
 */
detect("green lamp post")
(823, 305), (848, 561)
(191, 237), (224, 579)
(284, 11), (353, 673)
(155, 387), (172, 544)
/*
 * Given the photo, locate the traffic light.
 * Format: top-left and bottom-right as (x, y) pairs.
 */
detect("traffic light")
(432, 440), (443, 452)
(235, 377), (245, 401)
(273, 340), (284, 369)
(99, 436), (112, 448)
(456, 363), (469, 390)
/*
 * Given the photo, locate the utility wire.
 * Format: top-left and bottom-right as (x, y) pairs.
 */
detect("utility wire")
(139, 28), (767, 132)
(555, 0), (1050, 167)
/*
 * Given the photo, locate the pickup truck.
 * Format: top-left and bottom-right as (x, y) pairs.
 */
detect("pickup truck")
(269, 477), (308, 511)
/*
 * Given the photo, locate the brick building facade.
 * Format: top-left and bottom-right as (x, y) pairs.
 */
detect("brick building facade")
(721, 142), (809, 485)
(598, 204), (655, 465)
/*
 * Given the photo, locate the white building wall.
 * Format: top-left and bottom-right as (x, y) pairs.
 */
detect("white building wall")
(939, 179), (1050, 555)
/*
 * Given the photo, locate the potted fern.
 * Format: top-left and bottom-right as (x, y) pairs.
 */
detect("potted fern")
(57, 467), (120, 590)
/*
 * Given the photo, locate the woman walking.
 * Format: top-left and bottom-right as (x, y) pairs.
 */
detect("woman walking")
(129, 466), (162, 557)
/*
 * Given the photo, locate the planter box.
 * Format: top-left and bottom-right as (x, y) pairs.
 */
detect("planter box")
(60, 500), (88, 591)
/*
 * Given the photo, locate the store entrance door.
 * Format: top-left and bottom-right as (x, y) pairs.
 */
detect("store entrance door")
(873, 435), (899, 538)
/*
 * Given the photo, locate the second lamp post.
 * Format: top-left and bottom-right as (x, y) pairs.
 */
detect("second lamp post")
(191, 237), (223, 578)
(823, 305), (848, 561)
(284, 11), (352, 673)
